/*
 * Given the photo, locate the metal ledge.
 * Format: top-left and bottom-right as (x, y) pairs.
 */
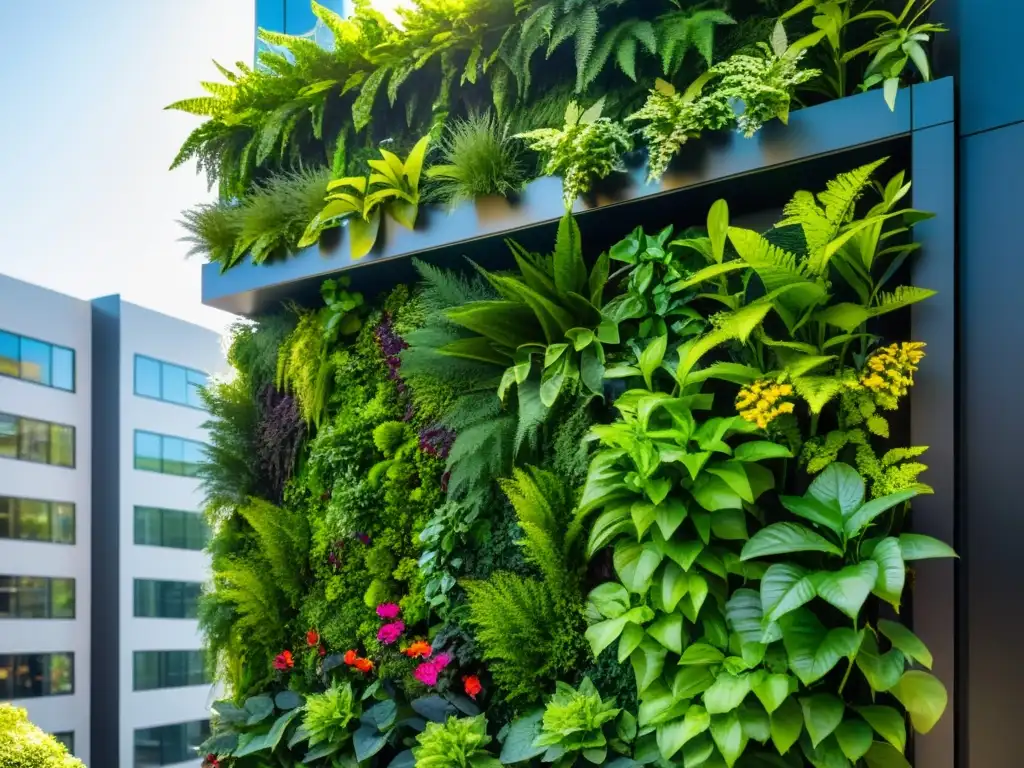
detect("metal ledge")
(202, 77), (953, 317)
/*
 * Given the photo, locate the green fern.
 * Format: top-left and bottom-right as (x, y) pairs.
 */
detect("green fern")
(237, 498), (310, 603)
(655, 8), (736, 75)
(582, 18), (657, 88)
(870, 286), (939, 317)
(277, 307), (335, 428)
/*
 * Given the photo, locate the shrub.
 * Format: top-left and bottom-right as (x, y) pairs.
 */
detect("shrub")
(0, 705), (83, 768)
(426, 113), (526, 205)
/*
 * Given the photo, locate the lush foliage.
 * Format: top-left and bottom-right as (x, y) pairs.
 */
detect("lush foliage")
(0, 705), (83, 768)
(196, 157), (953, 768)
(171, 0), (946, 271)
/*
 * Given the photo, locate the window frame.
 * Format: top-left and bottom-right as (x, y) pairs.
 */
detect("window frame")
(52, 731), (74, 755)
(133, 430), (207, 477)
(0, 575), (76, 619)
(133, 578), (202, 619)
(133, 354), (208, 410)
(0, 652), (74, 700)
(132, 650), (209, 691)
(0, 412), (75, 468)
(133, 506), (209, 551)
(0, 328), (75, 392)
(0, 495), (77, 545)
(133, 719), (211, 767)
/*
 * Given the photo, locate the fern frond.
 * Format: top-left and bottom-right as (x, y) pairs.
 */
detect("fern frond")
(869, 286), (938, 316)
(237, 498), (309, 602)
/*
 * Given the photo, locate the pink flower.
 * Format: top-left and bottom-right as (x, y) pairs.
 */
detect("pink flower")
(376, 603), (401, 619)
(377, 621), (405, 645)
(413, 653), (452, 688)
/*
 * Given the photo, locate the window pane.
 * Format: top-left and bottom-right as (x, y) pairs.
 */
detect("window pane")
(50, 425), (74, 467)
(0, 414), (17, 459)
(161, 581), (184, 617)
(134, 579), (156, 617)
(19, 419), (50, 463)
(19, 338), (50, 386)
(53, 732), (74, 754)
(0, 497), (11, 539)
(16, 499), (50, 541)
(16, 577), (49, 618)
(135, 356), (161, 399)
(52, 503), (75, 544)
(162, 437), (184, 476)
(134, 432), (162, 472)
(161, 364), (188, 405)
(184, 583), (201, 619)
(186, 513), (208, 551)
(182, 440), (205, 478)
(0, 332), (18, 377)
(48, 653), (73, 695)
(51, 579), (75, 619)
(51, 347), (74, 391)
(15, 654), (44, 698)
(163, 510), (186, 549)
(134, 507), (159, 546)
(0, 576), (12, 618)
(133, 652), (161, 691)
(186, 370), (207, 409)
(0, 655), (12, 699)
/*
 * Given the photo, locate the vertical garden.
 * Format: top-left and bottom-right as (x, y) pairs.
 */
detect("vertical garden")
(171, 2), (956, 767)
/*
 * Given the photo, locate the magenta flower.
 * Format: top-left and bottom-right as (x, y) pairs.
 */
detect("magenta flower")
(413, 653), (451, 688)
(377, 621), (405, 645)
(376, 603), (401, 619)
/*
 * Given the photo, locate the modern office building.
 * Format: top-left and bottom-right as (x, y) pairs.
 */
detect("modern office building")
(0, 274), (229, 768)
(255, 0), (346, 58)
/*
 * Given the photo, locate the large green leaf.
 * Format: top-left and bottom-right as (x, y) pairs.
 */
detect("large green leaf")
(354, 725), (389, 762)
(445, 301), (543, 349)
(844, 488), (919, 537)
(631, 638), (668, 694)
(878, 620), (933, 669)
(349, 208), (381, 259)
(799, 694), (845, 747)
(726, 588), (781, 647)
(780, 609), (861, 686)
(769, 697), (804, 755)
(500, 711), (546, 764)
(680, 644), (726, 665)
(704, 673), (751, 715)
(554, 212), (587, 296)
(812, 561), (878, 619)
(710, 712), (748, 768)
(855, 706), (906, 752)
(614, 540), (664, 594)
(244, 695), (274, 725)
(668, 261), (747, 292)
(863, 742), (912, 768)
(640, 335), (668, 388)
(761, 563), (817, 623)
(897, 534), (957, 561)
(870, 538), (905, 609)
(834, 719), (873, 761)
(779, 495), (844, 534)
(808, 463), (864, 518)
(891, 671), (947, 734)
(587, 504), (632, 557)
(751, 673), (792, 715)
(672, 665), (716, 699)
(733, 441), (793, 462)
(589, 582), (630, 619)
(855, 632), (904, 693)
(649, 612), (684, 654)
(741, 523), (843, 560)
(660, 561), (690, 613)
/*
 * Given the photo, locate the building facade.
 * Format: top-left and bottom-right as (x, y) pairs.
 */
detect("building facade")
(0, 275), (229, 768)
(254, 0), (346, 58)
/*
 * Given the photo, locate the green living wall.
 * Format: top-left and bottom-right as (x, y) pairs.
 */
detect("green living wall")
(171, 3), (955, 768)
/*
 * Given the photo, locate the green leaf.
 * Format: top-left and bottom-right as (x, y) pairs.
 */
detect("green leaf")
(554, 212), (587, 295)
(704, 673), (751, 715)
(870, 539), (905, 610)
(761, 564), (817, 623)
(244, 695), (274, 725)
(672, 665), (716, 699)
(708, 199), (729, 263)
(863, 742), (912, 768)
(615, 541), (663, 594)
(655, 498), (689, 540)
(751, 674), (792, 715)
(660, 562), (690, 613)
(779, 495), (844, 534)
(855, 632), (904, 693)
(816, 302), (870, 332)
(640, 335), (668, 388)
(844, 489), (919, 538)
(586, 617), (628, 657)
(683, 706), (712, 752)
(898, 534), (958, 561)
(741, 523), (843, 560)
(792, 376), (846, 414)
(726, 588), (781, 647)
(812, 561), (879, 619)
(738, 702), (771, 743)
(619, 623), (646, 663)
(800, 694), (845, 747)
(834, 719), (873, 761)
(855, 706), (907, 752)
(808, 462), (864, 518)
(770, 697), (804, 755)
(632, 639), (668, 694)
(891, 671), (947, 734)
(878, 620), (933, 669)
(589, 582), (631, 619)
(692, 474), (744, 512)
(649, 612), (685, 654)
(354, 725), (389, 762)
(733, 441), (793, 462)
(710, 712), (748, 768)
(349, 209), (381, 259)
(680, 644), (725, 665)
(500, 711), (546, 764)
(780, 609), (861, 686)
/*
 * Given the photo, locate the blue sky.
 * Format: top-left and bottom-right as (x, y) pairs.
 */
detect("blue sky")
(0, 0), (254, 332)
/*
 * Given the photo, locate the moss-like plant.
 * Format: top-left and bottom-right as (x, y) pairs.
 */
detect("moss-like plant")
(0, 704), (83, 768)
(516, 99), (632, 207)
(413, 715), (497, 768)
(426, 113), (526, 205)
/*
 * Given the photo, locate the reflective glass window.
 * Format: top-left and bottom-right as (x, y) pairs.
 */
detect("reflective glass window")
(19, 338), (50, 385)
(0, 332), (18, 377)
(134, 356), (161, 399)
(51, 347), (74, 391)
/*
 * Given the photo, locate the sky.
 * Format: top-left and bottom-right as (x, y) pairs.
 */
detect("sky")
(0, 0), (254, 334)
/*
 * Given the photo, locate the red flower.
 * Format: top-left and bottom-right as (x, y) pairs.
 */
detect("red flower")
(354, 657), (375, 673)
(307, 629), (320, 647)
(203, 755), (220, 768)
(318, 644), (327, 657)
(463, 675), (483, 700)
(344, 650), (358, 666)
(273, 650), (294, 670)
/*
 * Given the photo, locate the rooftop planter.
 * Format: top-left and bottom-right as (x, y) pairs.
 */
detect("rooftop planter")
(202, 77), (953, 317)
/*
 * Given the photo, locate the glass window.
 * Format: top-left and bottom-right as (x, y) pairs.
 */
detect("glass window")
(19, 338), (51, 386)
(0, 331), (18, 377)
(0, 653), (73, 700)
(135, 355), (161, 398)
(134, 719), (210, 767)
(50, 424), (74, 467)
(161, 364), (188, 405)
(133, 651), (208, 691)
(51, 347), (74, 391)
(0, 414), (17, 459)
(52, 732), (74, 754)
(51, 579), (75, 619)
(182, 440), (205, 478)
(134, 507), (207, 551)
(17, 499), (50, 541)
(134, 507), (159, 547)
(0, 576), (75, 618)
(0, 498), (10, 539)
(16, 577), (49, 618)
(52, 503), (75, 544)
(134, 432), (163, 473)
(19, 419), (50, 463)
(186, 370), (207, 408)
(186, 514), (208, 550)
(162, 437), (184, 476)
(0, 577), (11, 617)
(163, 510), (186, 549)
(134, 579), (202, 619)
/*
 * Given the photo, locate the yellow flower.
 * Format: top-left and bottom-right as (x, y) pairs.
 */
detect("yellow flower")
(859, 342), (926, 401)
(736, 379), (794, 429)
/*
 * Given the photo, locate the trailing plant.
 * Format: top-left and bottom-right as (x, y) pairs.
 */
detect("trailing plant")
(516, 99), (632, 207)
(301, 136), (430, 259)
(426, 112), (526, 205)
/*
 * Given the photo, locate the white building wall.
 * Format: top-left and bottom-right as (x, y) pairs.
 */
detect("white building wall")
(116, 301), (227, 768)
(0, 275), (92, 765)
